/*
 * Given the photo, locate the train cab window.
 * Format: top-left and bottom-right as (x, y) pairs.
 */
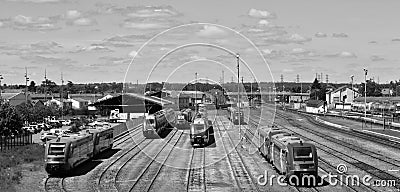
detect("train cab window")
(193, 124), (204, 130)
(293, 147), (313, 161)
(48, 144), (66, 156)
(147, 118), (155, 126)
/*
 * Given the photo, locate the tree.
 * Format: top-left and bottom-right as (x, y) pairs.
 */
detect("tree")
(309, 78), (326, 101)
(28, 81), (36, 92)
(359, 79), (382, 97)
(0, 100), (23, 136)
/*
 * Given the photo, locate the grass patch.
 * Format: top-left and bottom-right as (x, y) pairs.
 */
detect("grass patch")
(0, 144), (44, 191)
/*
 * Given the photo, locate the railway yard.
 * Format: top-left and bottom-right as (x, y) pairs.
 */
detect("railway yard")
(39, 104), (400, 192)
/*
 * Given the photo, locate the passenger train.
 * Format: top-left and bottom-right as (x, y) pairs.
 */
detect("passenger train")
(227, 107), (244, 125)
(143, 108), (176, 138)
(258, 127), (318, 179)
(190, 117), (212, 146)
(352, 102), (400, 117)
(44, 126), (113, 175)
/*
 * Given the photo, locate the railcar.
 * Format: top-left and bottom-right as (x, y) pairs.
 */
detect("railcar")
(258, 127), (287, 161)
(190, 117), (211, 146)
(258, 127), (318, 179)
(270, 134), (318, 178)
(143, 109), (176, 138)
(44, 126), (114, 175)
(85, 127), (114, 155)
(176, 109), (192, 129)
(228, 107), (244, 125)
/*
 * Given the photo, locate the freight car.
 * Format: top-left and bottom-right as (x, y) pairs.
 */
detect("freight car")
(258, 127), (318, 179)
(143, 108), (176, 138)
(44, 126), (113, 175)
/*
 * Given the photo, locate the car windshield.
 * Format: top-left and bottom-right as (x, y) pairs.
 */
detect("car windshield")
(293, 147), (313, 161)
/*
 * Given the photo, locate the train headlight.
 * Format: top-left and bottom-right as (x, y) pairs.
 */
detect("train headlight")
(203, 135), (207, 139)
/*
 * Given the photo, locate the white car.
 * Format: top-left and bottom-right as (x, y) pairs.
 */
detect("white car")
(61, 120), (72, 126)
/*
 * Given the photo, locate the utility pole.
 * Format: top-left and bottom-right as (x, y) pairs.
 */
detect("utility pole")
(236, 53), (241, 142)
(222, 70), (224, 86)
(195, 72), (198, 113)
(250, 78), (253, 106)
(44, 69), (47, 102)
(25, 67), (29, 104)
(61, 72), (64, 120)
(363, 69), (368, 120)
(350, 75), (354, 101)
(0, 74), (3, 99)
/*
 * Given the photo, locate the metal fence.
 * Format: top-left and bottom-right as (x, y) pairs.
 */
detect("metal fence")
(0, 133), (33, 151)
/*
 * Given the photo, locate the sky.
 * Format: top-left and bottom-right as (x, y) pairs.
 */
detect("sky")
(0, 0), (400, 85)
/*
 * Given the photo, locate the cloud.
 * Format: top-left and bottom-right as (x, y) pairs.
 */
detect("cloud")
(129, 50), (138, 57)
(260, 33), (311, 45)
(288, 34), (312, 43)
(126, 6), (180, 18)
(196, 25), (226, 37)
(6, 0), (61, 3)
(122, 22), (165, 29)
(248, 8), (276, 19)
(332, 33), (349, 38)
(326, 51), (357, 58)
(314, 32), (327, 38)
(262, 49), (284, 59)
(8, 14), (60, 30)
(369, 41), (378, 44)
(370, 55), (384, 61)
(20, 55), (76, 67)
(65, 10), (82, 19)
(258, 20), (270, 26)
(0, 21), (4, 27)
(392, 38), (400, 42)
(71, 18), (97, 26)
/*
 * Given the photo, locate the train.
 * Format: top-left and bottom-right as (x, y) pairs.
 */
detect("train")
(258, 127), (318, 179)
(44, 126), (113, 175)
(227, 107), (244, 125)
(143, 108), (176, 138)
(176, 108), (193, 129)
(190, 117), (212, 146)
(351, 102), (400, 117)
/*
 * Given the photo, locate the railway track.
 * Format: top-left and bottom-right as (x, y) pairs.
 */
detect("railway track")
(127, 130), (183, 192)
(113, 123), (143, 148)
(44, 177), (66, 192)
(249, 108), (399, 191)
(187, 147), (206, 192)
(217, 117), (260, 192)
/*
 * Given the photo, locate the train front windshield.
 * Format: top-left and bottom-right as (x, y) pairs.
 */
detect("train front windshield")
(293, 147), (313, 161)
(48, 144), (66, 156)
(192, 124), (205, 131)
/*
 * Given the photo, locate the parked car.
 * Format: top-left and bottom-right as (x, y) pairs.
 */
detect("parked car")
(61, 120), (72, 126)
(40, 132), (58, 142)
(23, 126), (35, 133)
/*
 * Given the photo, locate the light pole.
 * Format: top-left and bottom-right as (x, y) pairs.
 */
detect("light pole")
(236, 53), (241, 142)
(25, 67), (29, 104)
(0, 75), (3, 99)
(195, 72), (198, 113)
(363, 69), (368, 119)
